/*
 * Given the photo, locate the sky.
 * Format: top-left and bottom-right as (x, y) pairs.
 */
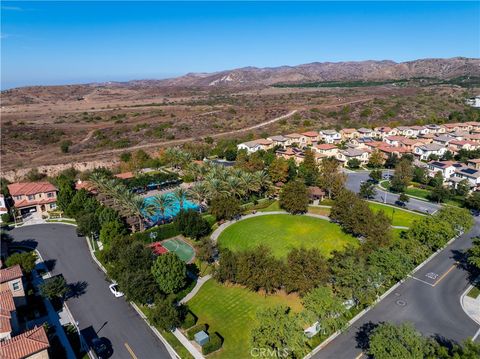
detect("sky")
(1, 1), (479, 89)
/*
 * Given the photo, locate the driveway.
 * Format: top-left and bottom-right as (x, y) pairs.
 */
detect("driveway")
(9, 224), (172, 359)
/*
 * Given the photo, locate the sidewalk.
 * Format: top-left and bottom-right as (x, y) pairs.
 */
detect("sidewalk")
(179, 275), (212, 304)
(461, 283), (480, 325)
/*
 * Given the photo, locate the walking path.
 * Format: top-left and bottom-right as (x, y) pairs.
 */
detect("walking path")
(179, 275), (212, 304)
(461, 281), (480, 326)
(172, 329), (204, 359)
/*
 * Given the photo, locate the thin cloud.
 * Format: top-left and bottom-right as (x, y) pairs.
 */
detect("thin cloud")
(1, 6), (23, 11)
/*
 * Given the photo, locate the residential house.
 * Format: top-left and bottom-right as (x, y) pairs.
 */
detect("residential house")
(7, 182), (58, 216)
(396, 126), (416, 137)
(432, 135), (455, 146)
(410, 125), (429, 136)
(267, 135), (290, 148)
(427, 161), (460, 180)
(0, 326), (50, 359)
(276, 147), (305, 164)
(340, 128), (358, 139)
(414, 143), (447, 160)
(466, 121), (480, 131)
(377, 145), (411, 159)
(0, 195), (8, 223)
(384, 136), (409, 147)
(0, 265), (26, 307)
(443, 123), (462, 132)
(450, 131), (468, 140)
(301, 131), (320, 146)
(466, 159), (480, 169)
(357, 127), (373, 138)
(373, 126), (398, 138)
(308, 187), (326, 204)
(284, 133), (305, 147)
(453, 167), (480, 188)
(464, 133), (480, 144)
(425, 124), (446, 134)
(319, 130), (341, 144)
(237, 139), (273, 153)
(449, 140), (478, 153)
(337, 148), (370, 166)
(0, 290), (20, 340)
(350, 137), (375, 148)
(313, 144), (338, 158)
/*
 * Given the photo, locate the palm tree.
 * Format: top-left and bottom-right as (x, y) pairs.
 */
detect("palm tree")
(122, 193), (155, 232)
(187, 182), (208, 205)
(225, 176), (244, 199)
(151, 193), (174, 223)
(172, 187), (188, 211)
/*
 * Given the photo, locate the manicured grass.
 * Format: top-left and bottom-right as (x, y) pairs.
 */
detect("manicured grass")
(308, 206), (331, 216)
(467, 284), (480, 299)
(367, 202), (423, 228)
(187, 279), (302, 359)
(218, 214), (358, 258)
(257, 201), (282, 212)
(392, 228), (407, 241)
(46, 218), (77, 224)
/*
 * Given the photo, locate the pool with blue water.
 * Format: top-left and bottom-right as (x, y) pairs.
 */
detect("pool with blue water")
(144, 193), (199, 223)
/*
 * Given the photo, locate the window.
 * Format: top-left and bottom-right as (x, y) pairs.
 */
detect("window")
(47, 192), (55, 198)
(12, 281), (20, 291)
(15, 195), (22, 201)
(28, 195), (35, 201)
(50, 203), (57, 209)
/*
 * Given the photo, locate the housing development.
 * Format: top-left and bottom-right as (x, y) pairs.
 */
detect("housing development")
(1, 2), (480, 359)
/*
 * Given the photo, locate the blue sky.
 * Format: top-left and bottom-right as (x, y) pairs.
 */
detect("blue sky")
(1, 1), (479, 89)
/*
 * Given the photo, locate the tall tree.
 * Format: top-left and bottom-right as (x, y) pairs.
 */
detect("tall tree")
(151, 253), (187, 294)
(298, 149), (319, 186)
(359, 181), (376, 199)
(279, 180), (309, 214)
(302, 286), (348, 335)
(285, 248), (329, 294)
(468, 237), (480, 270)
(390, 159), (413, 193)
(268, 157), (289, 184)
(151, 193), (174, 222)
(318, 158), (346, 199)
(250, 306), (307, 359)
(368, 150), (384, 168)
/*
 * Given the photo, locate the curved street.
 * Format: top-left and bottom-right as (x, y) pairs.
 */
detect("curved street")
(314, 172), (480, 358)
(9, 224), (172, 359)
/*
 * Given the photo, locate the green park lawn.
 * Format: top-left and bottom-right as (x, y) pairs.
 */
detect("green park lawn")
(367, 202), (423, 228)
(187, 279), (302, 359)
(217, 214), (357, 258)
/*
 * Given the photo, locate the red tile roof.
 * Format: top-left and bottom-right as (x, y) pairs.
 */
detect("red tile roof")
(0, 326), (50, 359)
(115, 172), (135, 180)
(13, 198), (56, 209)
(0, 265), (23, 284)
(315, 144), (336, 150)
(302, 131), (319, 137)
(7, 182), (57, 197)
(0, 290), (15, 334)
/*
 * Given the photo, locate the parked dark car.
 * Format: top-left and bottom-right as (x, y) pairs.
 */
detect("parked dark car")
(92, 337), (113, 359)
(395, 200), (406, 207)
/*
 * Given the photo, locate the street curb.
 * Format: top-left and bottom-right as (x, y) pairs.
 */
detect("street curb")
(460, 277), (480, 326)
(84, 236), (182, 359)
(304, 231), (463, 359)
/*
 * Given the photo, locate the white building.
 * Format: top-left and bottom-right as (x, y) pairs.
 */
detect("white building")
(0, 195), (7, 223)
(237, 139), (273, 153)
(414, 143), (447, 160)
(319, 130), (341, 144)
(465, 96), (480, 108)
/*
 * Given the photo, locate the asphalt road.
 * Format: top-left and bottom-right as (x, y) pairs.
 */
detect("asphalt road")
(345, 171), (441, 214)
(10, 224), (171, 359)
(314, 172), (480, 358)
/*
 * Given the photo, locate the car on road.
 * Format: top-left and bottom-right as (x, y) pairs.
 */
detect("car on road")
(91, 337), (113, 359)
(395, 200), (406, 207)
(108, 283), (124, 298)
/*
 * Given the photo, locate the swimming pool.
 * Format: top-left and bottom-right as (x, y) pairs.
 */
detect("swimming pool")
(144, 193), (199, 223)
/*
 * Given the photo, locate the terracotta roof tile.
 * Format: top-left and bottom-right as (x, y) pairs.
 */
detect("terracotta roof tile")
(0, 290), (15, 334)
(0, 265), (23, 284)
(0, 326), (50, 359)
(115, 172), (134, 180)
(7, 182), (57, 197)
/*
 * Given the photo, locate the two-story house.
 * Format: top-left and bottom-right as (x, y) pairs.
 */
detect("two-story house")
(336, 148), (370, 166)
(319, 130), (341, 144)
(0, 290), (20, 340)
(301, 131), (320, 146)
(414, 143), (447, 160)
(0, 326), (50, 359)
(427, 161), (461, 181)
(0, 265), (26, 307)
(313, 144), (338, 159)
(7, 182), (58, 216)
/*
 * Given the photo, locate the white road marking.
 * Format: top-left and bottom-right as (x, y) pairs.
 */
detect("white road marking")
(473, 327), (480, 341)
(408, 275), (435, 287)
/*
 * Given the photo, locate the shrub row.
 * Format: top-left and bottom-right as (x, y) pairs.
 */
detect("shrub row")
(202, 332), (223, 355)
(131, 223), (179, 243)
(181, 311), (197, 329)
(186, 323), (208, 340)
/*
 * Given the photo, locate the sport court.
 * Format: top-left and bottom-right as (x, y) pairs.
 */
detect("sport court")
(149, 238), (195, 263)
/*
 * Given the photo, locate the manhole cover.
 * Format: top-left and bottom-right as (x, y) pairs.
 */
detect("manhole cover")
(396, 300), (407, 306)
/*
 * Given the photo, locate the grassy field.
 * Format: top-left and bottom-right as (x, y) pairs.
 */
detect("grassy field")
(467, 284), (480, 299)
(367, 202), (423, 228)
(307, 206), (331, 216)
(257, 201), (282, 212)
(187, 279), (302, 359)
(218, 214), (357, 258)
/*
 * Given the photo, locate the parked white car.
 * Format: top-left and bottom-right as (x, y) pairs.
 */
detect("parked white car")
(108, 283), (124, 298)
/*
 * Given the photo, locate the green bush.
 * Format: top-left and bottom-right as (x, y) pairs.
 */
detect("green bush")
(1, 213), (12, 223)
(131, 223), (180, 242)
(181, 311), (197, 329)
(187, 323), (207, 340)
(202, 332), (223, 355)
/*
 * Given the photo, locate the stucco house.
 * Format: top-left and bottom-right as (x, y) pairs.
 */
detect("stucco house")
(0, 265), (26, 307)
(7, 182), (58, 216)
(340, 128), (359, 139)
(319, 130), (341, 143)
(0, 290), (20, 341)
(237, 139), (273, 153)
(267, 135), (290, 147)
(313, 144), (338, 157)
(425, 124), (446, 134)
(337, 148), (370, 166)
(0, 326), (50, 359)
(414, 143), (447, 160)
(301, 131), (320, 146)
(453, 167), (480, 188)
(427, 161), (461, 181)
(373, 126), (398, 138)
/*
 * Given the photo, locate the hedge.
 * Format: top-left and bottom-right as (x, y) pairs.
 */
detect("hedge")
(131, 223), (180, 243)
(181, 311), (197, 329)
(202, 332), (223, 355)
(186, 323), (207, 340)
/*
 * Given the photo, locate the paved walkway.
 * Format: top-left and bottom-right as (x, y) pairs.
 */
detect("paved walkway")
(461, 283), (480, 326)
(179, 275), (212, 304)
(172, 329), (204, 359)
